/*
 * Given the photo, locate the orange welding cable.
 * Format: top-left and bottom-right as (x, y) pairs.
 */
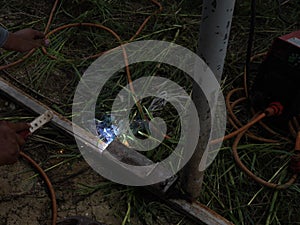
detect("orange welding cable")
(44, 0), (59, 34)
(39, 0), (162, 119)
(226, 88), (289, 144)
(210, 112), (266, 145)
(41, 23), (123, 60)
(124, 0), (162, 119)
(232, 128), (298, 189)
(0, 0), (57, 71)
(226, 90), (282, 143)
(0, 49), (35, 71)
(129, 0), (163, 41)
(228, 110), (278, 143)
(222, 52), (285, 145)
(0, 0), (58, 71)
(41, 0), (162, 61)
(295, 131), (300, 150)
(0, 1), (163, 225)
(19, 151), (57, 225)
(226, 90), (247, 127)
(1, 1), (164, 225)
(0, 0), (161, 70)
(219, 51), (298, 189)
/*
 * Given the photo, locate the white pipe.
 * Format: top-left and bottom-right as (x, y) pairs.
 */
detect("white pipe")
(183, 0), (236, 199)
(197, 0), (236, 81)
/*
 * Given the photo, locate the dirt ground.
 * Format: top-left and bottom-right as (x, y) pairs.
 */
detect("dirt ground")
(0, 161), (129, 225)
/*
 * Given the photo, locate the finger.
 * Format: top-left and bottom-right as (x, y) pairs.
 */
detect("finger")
(8, 122), (31, 132)
(32, 30), (45, 39)
(31, 38), (49, 48)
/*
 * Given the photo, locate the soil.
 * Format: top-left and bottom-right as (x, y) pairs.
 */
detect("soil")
(0, 159), (126, 225)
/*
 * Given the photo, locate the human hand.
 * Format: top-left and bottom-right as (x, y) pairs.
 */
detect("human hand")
(0, 121), (30, 165)
(3, 28), (49, 52)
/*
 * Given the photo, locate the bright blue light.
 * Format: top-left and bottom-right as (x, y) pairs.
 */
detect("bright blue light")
(95, 116), (117, 144)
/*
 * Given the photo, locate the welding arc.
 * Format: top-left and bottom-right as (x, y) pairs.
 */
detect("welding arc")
(0, 0), (162, 224)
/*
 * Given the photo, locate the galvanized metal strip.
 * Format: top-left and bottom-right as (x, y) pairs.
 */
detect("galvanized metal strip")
(0, 77), (108, 152)
(29, 110), (53, 133)
(169, 199), (234, 225)
(0, 76), (171, 179)
(0, 76), (233, 225)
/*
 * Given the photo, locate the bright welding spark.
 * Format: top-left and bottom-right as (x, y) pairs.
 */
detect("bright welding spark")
(95, 116), (118, 144)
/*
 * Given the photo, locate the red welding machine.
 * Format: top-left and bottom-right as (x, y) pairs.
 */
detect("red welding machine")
(250, 30), (300, 118)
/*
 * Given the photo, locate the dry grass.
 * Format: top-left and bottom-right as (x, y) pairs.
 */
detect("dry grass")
(0, 0), (299, 224)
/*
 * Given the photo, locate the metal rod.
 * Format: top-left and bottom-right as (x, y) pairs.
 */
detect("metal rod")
(183, 0), (236, 198)
(169, 199), (234, 225)
(1, 77), (179, 187)
(0, 76), (233, 224)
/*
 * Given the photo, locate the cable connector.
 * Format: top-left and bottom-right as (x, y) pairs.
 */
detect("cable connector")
(264, 102), (283, 117)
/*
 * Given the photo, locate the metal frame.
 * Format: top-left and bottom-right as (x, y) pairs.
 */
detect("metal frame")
(0, 76), (233, 225)
(0, 1), (237, 223)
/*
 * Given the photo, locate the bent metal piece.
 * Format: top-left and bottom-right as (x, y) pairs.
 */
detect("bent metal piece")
(0, 76), (233, 225)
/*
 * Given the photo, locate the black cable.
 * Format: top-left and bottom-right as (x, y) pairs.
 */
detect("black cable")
(276, 0), (295, 25)
(245, 0), (256, 98)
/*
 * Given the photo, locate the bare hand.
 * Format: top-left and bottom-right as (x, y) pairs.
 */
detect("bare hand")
(3, 28), (49, 52)
(0, 121), (30, 165)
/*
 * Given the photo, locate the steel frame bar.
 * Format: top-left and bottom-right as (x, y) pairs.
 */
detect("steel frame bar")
(0, 76), (233, 225)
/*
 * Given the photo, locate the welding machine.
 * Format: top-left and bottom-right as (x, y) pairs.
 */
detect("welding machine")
(250, 30), (300, 120)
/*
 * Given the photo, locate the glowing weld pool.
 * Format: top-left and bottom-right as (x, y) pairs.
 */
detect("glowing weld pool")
(95, 115), (119, 144)
(95, 115), (150, 145)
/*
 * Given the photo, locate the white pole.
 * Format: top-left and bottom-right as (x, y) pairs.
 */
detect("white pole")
(198, 0), (236, 80)
(183, 0), (236, 199)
